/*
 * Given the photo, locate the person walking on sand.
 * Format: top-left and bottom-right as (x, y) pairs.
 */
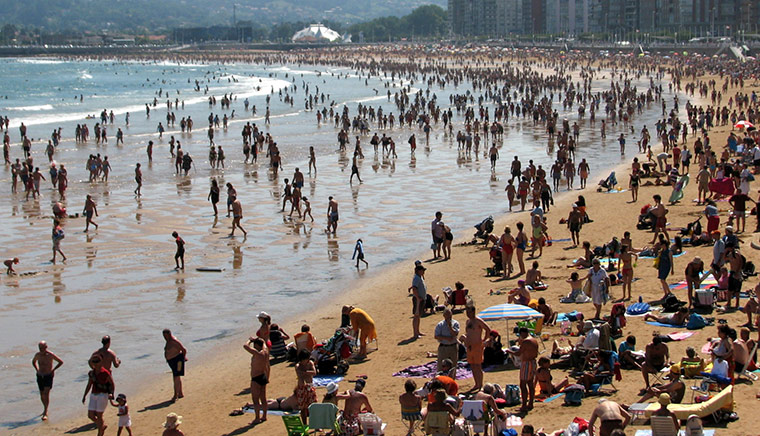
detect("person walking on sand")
(463, 302), (490, 392)
(352, 238), (368, 268)
(82, 354), (114, 436)
(163, 329), (187, 402)
(230, 198), (247, 237)
(327, 196), (339, 234)
(567, 204), (583, 247)
(587, 259), (611, 319)
(51, 220), (66, 263)
(172, 232), (185, 270)
(32, 341), (63, 421)
(350, 152), (362, 184)
(244, 337), (270, 425)
(84, 194), (99, 232)
(408, 264), (427, 339)
(134, 163), (142, 196)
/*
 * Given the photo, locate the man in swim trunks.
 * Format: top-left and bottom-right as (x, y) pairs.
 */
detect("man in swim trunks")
(508, 327), (539, 411)
(463, 303), (490, 392)
(163, 329), (187, 402)
(84, 194), (99, 232)
(327, 196), (339, 234)
(244, 337), (269, 424)
(589, 399), (630, 436)
(337, 379), (373, 436)
(431, 211), (444, 259)
(230, 198), (247, 237)
(642, 335), (669, 390)
(32, 341), (63, 420)
(650, 194), (669, 244)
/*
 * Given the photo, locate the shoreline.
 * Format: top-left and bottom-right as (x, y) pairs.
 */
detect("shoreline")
(9, 52), (760, 436)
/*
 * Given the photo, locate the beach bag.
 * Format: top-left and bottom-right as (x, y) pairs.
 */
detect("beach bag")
(695, 289), (714, 308)
(652, 256), (660, 269)
(503, 384), (521, 406)
(564, 386), (584, 406)
(499, 429), (518, 436)
(687, 313), (708, 330)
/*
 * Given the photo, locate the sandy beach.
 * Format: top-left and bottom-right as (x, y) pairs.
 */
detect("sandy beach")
(5, 51), (760, 436)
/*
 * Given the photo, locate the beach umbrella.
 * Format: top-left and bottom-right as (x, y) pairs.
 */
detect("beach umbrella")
(735, 120), (754, 129)
(477, 303), (543, 344)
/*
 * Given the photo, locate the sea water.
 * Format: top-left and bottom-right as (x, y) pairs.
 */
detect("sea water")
(0, 56), (681, 427)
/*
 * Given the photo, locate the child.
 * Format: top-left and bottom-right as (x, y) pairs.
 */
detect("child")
(352, 239), (369, 268)
(109, 393), (132, 436)
(4, 257), (19, 274)
(172, 231), (185, 270)
(399, 380), (422, 436)
(302, 196), (314, 221)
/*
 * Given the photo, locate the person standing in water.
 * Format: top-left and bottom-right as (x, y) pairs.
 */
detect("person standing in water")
(352, 239), (369, 268)
(134, 163), (142, 196)
(51, 220), (66, 263)
(327, 196), (339, 234)
(207, 179), (220, 216)
(84, 194), (99, 232)
(32, 341), (63, 421)
(172, 232), (185, 270)
(230, 198), (247, 237)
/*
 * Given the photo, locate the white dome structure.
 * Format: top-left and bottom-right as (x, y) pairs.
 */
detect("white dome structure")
(292, 24), (342, 43)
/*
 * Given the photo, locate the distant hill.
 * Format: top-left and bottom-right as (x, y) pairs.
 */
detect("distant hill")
(0, 0), (447, 34)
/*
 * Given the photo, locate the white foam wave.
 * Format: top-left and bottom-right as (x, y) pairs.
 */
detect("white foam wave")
(4, 104), (54, 111)
(16, 58), (64, 65)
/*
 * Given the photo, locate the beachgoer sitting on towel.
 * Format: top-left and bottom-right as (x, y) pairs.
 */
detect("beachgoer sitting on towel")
(537, 298), (557, 325)
(508, 280), (531, 306)
(568, 241), (594, 268)
(641, 335), (670, 391)
(536, 357), (569, 395)
(643, 307), (689, 326)
(483, 332), (506, 366)
(526, 261), (547, 290)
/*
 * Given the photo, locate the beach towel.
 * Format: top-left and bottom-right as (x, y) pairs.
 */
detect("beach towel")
(392, 360), (474, 380)
(668, 174), (689, 203)
(639, 251), (686, 260)
(604, 189), (628, 194)
(556, 311), (581, 322)
(669, 273), (716, 290)
(633, 430), (715, 436)
(243, 407), (296, 416)
(312, 375), (344, 387)
(709, 177), (735, 196)
(667, 331), (695, 341)
(646, 321), (687, 329)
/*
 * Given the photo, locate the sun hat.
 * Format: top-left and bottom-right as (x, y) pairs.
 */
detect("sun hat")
(163, 412), (182, 429)
(257, 311), (269, 319)
(326, 382), (339, 395)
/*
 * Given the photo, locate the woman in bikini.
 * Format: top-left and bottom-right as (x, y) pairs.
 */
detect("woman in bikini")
(256, 312), (271, 349)
(619, 245), (637, 301)
(498, 227), (515, 278)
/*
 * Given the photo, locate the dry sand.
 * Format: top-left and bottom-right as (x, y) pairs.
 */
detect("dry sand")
(16, 74), (760, 436)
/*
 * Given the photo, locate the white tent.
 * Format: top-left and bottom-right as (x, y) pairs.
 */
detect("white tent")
(292, 24), (342, 43)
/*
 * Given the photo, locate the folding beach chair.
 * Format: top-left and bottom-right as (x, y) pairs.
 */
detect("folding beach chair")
(462, 400), (487, 435)
(650, 414), (679, 436)
(308, 403), (341, 435)
(424, 411), (452, 436)
(738, 341), (759, 381)
(282, 414), (310, 436)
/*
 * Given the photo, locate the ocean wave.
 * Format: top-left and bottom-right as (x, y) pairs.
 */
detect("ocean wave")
(16, 58), (64, 65)
(3, 104), (54, 111)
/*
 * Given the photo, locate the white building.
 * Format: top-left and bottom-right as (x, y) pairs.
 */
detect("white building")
(292, 24), (342, 42)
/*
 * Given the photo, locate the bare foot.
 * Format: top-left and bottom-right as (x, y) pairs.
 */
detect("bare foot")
(41, 414), (48, 421)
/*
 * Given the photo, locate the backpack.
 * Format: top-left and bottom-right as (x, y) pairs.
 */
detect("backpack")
(503, 384), (521, 406)
(687, 313), (708, 330)
(564, 385), (585, 406)
(663, 295), (686, 312)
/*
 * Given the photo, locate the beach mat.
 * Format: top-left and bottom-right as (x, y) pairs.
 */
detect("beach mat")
(669, 273), (716, 290)
(539, 393), (564, 403)
(312, 375), (344, 387)
(634, 431), (714, 436)
(604, 188), (628, 194)
(646, 321), (687, 329)
(243, 407), (296, 416)
(393, 360), (473, 380)
(667, 331), (695, 341)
